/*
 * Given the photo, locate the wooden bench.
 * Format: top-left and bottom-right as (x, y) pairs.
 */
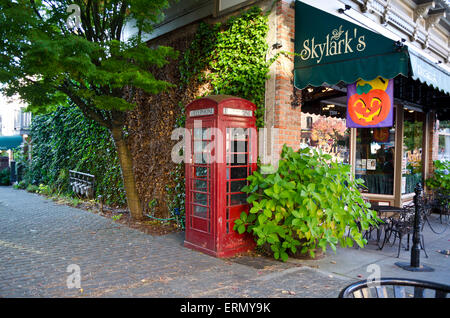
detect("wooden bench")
(69, 170), (95, 199)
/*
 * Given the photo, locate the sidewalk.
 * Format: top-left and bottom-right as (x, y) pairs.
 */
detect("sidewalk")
(288, 225), (450, 285)
(0, 186), (448, 298)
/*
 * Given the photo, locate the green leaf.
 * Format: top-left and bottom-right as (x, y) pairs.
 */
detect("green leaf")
(250, 205), (261, 214)
(247, 194), (259, 203)
(273, 183), (280, 194)
(275, 212), (283, 223)
(264, 188), (274, 197)
(269, 233), (279, 243)
(258, 214), (267, 224)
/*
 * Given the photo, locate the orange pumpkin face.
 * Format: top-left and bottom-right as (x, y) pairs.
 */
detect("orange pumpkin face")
(347, 89), (391, 126)
(373, 128), (390, 142)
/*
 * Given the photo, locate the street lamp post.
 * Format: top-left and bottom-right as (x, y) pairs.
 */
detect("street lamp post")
(395, 183), (434, 272)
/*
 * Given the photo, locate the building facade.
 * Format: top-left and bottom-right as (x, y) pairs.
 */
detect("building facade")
(266, 0), (449, 207)
(140, 0), (449, 209)
(0, 94), (30, 163)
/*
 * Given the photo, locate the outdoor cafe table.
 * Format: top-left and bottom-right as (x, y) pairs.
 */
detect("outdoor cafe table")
(372, 205), (404, 216)
(369, 206), (405, 249)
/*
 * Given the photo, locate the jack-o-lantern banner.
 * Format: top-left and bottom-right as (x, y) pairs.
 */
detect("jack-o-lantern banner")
(346, 77), (394, 128)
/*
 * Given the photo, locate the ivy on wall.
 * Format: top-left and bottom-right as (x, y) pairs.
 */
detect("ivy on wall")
(22, 105), (126, 206)
(180, 6), (271, 127)
(168, 6), (272, 227)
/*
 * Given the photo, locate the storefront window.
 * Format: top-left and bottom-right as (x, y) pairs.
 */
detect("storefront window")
(402, 109), (424, 194)
(301, 103), (350, 163)
(438, 121), (450, 161)
(355, 122), (396, 195)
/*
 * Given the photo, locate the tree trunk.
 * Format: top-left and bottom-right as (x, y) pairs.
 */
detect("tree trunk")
(111, 127), (144, 220)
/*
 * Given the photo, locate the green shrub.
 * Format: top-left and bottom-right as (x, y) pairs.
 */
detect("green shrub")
(0, 168), (10, 185)
(426, 160), (450, 196)
(37, 183), (52, 196)
(13, 180), (28, 189)
(234, 145), (380, 261)
(26, 184), (39, 193)
(17, 104), (126, 206)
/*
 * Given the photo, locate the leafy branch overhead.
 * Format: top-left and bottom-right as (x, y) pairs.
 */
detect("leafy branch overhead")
(0, 0), (178, 127)
(0, 0), (181, 220)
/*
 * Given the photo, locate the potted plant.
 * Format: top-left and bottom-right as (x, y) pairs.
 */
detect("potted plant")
(425, 160), (450, 212)
(426, 160), (450, 194)
(234, 145), (379, 261)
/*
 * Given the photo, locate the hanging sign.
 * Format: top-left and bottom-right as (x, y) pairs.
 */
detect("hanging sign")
(346, 77), (394, 128)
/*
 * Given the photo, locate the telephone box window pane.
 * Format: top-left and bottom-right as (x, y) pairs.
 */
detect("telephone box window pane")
(194, 141), (210, 153)
(227, 128), (248, 155)
(230, 151), (248, 166)
(229, 128), (248, 139)
(231, 140), (248, 151)
(193, 205), (208, 218)
(194, 149), (211, 164)
(194, 153), (207, 164)
(193, 192), (208, 206)
(194, 128), (211, 140)
(194, 128), (203, 140)
(229, 167), (248, 179)
(194, 179), (208, 192)
(227, 128), (248, 139)
(194, 166), (208, 177)
(230, 193), (248, 206)
(229, 180), (247, 193)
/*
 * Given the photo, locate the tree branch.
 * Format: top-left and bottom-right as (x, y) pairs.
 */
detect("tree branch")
(115, 1), (128, 41)
(29, 0), (44, 20)
(59, 82), (111, 129)
(91, 0), (104, 42)
(80, 0), (95, 42)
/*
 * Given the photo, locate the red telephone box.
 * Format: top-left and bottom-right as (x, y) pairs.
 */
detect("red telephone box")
(184, 95), (257, 258)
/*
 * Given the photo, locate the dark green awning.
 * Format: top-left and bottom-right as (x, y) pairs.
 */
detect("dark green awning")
(0, 135), (23, 150)
(294, 1), (410, 89)
(294, 1), (450, 97)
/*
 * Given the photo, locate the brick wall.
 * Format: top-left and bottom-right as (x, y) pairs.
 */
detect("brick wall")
(265, 0), (302, 155)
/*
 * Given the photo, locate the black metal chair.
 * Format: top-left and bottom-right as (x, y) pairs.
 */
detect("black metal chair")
(378, 203), (428, 258)
(339, 278), (450, 298)
(423, 192), (449, 234)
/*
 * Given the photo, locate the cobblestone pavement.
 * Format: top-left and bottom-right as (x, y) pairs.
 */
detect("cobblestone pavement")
(0, 186), (350, 298)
